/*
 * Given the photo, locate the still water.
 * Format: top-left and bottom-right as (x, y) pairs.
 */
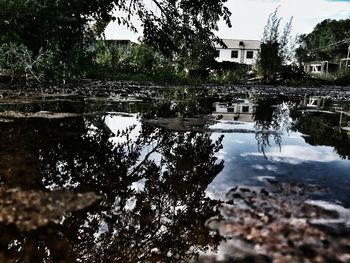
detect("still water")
(0, 91), (349, 262)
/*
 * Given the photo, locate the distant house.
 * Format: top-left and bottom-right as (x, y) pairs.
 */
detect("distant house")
(340, 46), (350, 70)
(214, 39), (261, 68)
(303, 61), (339, 75)
(340, 58), (350, 70)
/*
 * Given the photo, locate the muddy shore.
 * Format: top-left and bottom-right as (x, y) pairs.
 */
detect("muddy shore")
(1, 81), (350, 101)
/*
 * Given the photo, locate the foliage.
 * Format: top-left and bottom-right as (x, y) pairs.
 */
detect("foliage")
(87, 40), (182, 82)
(0, 43), (32, 75)
(314, 68), (350, 86)
(0, 42), (58, 82)
(334, 69), (350, 85)
(294, 19), (350, 86)
(209, 67), (249, 84)
(295, 19), (350, 63)
(257, 8), (293, 83)
(282, 68), (350, 87)
(0, 0), (231, 82)
(292, 110), (350, 159)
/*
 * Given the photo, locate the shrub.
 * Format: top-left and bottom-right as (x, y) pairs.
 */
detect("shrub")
(0, 42), (60, 83)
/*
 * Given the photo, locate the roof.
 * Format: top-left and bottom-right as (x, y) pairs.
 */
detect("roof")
(215, 39), (261, 50)
(104, 39), (138, 45)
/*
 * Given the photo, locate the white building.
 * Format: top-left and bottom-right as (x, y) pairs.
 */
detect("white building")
(215, 39), (261, 67)
(303, 61), (339, 75)
(213, 99), (256, 122)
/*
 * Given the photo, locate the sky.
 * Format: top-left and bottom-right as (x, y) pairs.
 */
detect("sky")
(105, 0), (350, 42)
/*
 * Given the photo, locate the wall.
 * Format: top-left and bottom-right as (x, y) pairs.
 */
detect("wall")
(215, 48), (259, 65)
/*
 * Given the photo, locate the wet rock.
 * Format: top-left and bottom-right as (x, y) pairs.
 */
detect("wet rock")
(260, 189), (269, 196)
(205, 182), (350, 263)
(233, 193), (242, 199)
(239, 188), (250, 193)
(0, 111), (82, 119)
(226, 200), (234, 205)
(0, 188), (100, 231)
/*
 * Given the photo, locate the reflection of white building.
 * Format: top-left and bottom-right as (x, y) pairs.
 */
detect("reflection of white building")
(301, 96), (326, 109)
(214, 99), (255, 122)
(215, 39), (261, 66)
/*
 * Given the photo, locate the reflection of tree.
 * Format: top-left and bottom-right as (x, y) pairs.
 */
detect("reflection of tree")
(292, 111), (350, 159)
(142, 97), (215, 119)
(0, 115), (224, 262)
(253, 100), (291, 156)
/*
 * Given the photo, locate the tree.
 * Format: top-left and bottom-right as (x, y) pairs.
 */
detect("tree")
(257, 8), (293, 83)
(0, 0), (231, 79)
(295, 19), (350, 64)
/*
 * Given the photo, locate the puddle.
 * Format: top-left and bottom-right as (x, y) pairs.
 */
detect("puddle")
(0, 88), (350, 262)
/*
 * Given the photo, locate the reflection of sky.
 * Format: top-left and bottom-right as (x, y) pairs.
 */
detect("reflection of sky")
(207, 129), (350, 207)
(105, 113), (142, 144)
(103, 112), (350, 207)
(210, 121), (255, 131)
(241, 145), (340, 164)
(105, 113), (163, 184)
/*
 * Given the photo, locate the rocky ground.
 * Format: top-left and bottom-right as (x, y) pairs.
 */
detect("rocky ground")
(0, 186), (100, 231)
(1, 80), (350, 101)
(199, 181), (350, 263)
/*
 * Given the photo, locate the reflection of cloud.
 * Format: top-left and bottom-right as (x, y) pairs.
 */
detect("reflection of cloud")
(105, 114), (142, 144)
(131, 178), (146, 192)
(242, 145), (340, 164)
(216, 150), (227, 160)
(206, 182), (234, 200)
(257, 176), (276, 182)
(252, 164), (264, 170)
(252, 164), (278, 172)
(216, 150), (236, 162)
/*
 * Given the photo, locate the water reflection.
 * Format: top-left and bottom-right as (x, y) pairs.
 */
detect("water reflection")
(291, 109), (350, 159)
(212, 97), (292, 156)
(1, 94), (350, 262)
(0, 113), (224, 262)
(253, 99), (291, 156)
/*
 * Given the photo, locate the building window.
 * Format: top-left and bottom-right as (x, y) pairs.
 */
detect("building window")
(242, 106), (250, 113)
(239, 41), (244, 46)
(231, 50), (238, 58)
(215, 50), (220, 58)
(246, 51), (254, 59)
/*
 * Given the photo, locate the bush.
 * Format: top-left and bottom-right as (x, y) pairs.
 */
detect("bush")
(334, 70), (350, 86)
(0, 42), (63, 83)
(0, 43), (33, 77)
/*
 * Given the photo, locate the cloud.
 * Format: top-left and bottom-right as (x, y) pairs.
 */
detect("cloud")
(105, 0), (350, 41)
(216, 0), (350, 40)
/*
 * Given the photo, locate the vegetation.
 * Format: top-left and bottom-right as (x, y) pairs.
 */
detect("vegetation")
(0, 0), (231, 83)
(291, 18), (350, 86)
(1, 0), (349, 86)
(295, 19), (350, 64)
(256, 8), (295, 83)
